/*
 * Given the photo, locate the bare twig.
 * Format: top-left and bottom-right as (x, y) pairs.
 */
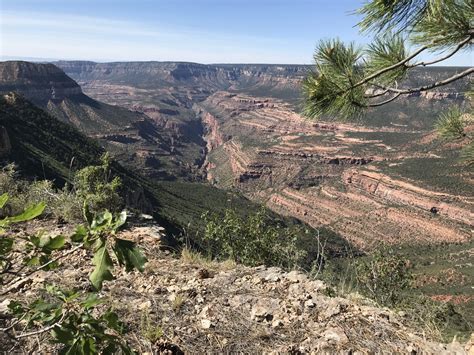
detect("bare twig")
(409, 36), (472, 67)
(374, 67), (474, 95)
(1, 243), (84, 295)
(367, 93), (402, 107)
(26, 243), (84, 276)
(0, 314), (27, 332)
(14, 313), (66, 339)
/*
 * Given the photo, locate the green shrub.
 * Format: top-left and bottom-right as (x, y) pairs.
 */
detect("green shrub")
(72, 206), (147, 290)
(0, 155), (126, 222)
(0, 164), (28, 215)
(1, 193), (47, 281)
(24, 180), (83, 222)
(397, 295), (472, 341)
(355, 248), (412, 307)
(75, 153), (123, 214)
(200, 208), (321, 270)
(1, 192), (146, 353)
(0, 165), (82, 222)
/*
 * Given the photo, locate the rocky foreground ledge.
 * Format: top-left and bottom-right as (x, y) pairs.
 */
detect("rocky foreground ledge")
(1, 224), (473, 354)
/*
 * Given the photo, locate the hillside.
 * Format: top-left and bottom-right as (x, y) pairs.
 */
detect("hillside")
(52, 61), (473, 246)
(2, 222), (473, 354)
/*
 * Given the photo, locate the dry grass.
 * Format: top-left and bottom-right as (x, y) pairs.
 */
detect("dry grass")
(180, 247), (236, 271)
(139, 311), (163, 344)
(171, 294), (187, 312)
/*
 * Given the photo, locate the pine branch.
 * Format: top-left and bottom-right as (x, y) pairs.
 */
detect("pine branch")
(362, 68), (472, 107)
(350, 45), (428, 91)
(366, 93), (402, 107)
(409, 35), (472, 67)
(376, 67), (474, 95)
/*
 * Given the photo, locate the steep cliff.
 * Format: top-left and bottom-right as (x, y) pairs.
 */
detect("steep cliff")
(0, 61), (82, 105)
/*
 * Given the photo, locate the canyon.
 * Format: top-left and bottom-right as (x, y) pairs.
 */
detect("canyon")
(48, 61), (472, 252)
(196, 91), (472, 250)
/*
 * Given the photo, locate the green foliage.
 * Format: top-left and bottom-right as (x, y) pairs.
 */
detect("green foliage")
(0, 193), (47, 281)
(24, 233), (66, 270)
(75, 153), (123, 214)
(72, 207), (147, 290)
(26, 181), (83, 222)
(1, 192), (147, 352)
(410, 1), (474, 49)
(365, 32), (408, 84)
(0, 193), (45, 234)
(435, 107), (466, 140)
(435, 107), (473, 167)
(302, 39), (366, 120)
(355, 248), (412, 307)
(201, 208), (319, 270)
(9, 286), (132, 354)
(357, 0), (473, 49)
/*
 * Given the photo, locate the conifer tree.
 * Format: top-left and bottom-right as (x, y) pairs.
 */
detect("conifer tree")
(302, 0), (473, 120)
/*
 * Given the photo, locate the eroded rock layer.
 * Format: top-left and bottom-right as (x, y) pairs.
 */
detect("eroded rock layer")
(197, 92), (472, 250)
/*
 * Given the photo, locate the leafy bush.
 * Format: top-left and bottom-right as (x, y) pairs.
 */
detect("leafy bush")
(1, 191), (147, 353)
(355, 248), (412, 307)
(24, 180), (83, 222)
(200, 208), (321, 270)
(9, 286), (132, 354)
(0, 193), (46, 281)
(75, 153), (123, 214)
(0, 164), (28, 215)
(0, 153), (126, 222)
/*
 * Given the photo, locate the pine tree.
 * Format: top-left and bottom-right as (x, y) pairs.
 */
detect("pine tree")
(302, 0), (473, 120)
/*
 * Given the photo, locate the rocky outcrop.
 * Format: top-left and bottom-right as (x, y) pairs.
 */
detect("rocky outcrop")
(3, 224), (472, 354)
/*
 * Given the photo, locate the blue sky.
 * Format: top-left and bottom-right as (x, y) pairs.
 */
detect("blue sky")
(1, 0), (472, 65)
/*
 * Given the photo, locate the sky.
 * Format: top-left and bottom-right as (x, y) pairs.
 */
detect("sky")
(0, 0), (472, 65)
